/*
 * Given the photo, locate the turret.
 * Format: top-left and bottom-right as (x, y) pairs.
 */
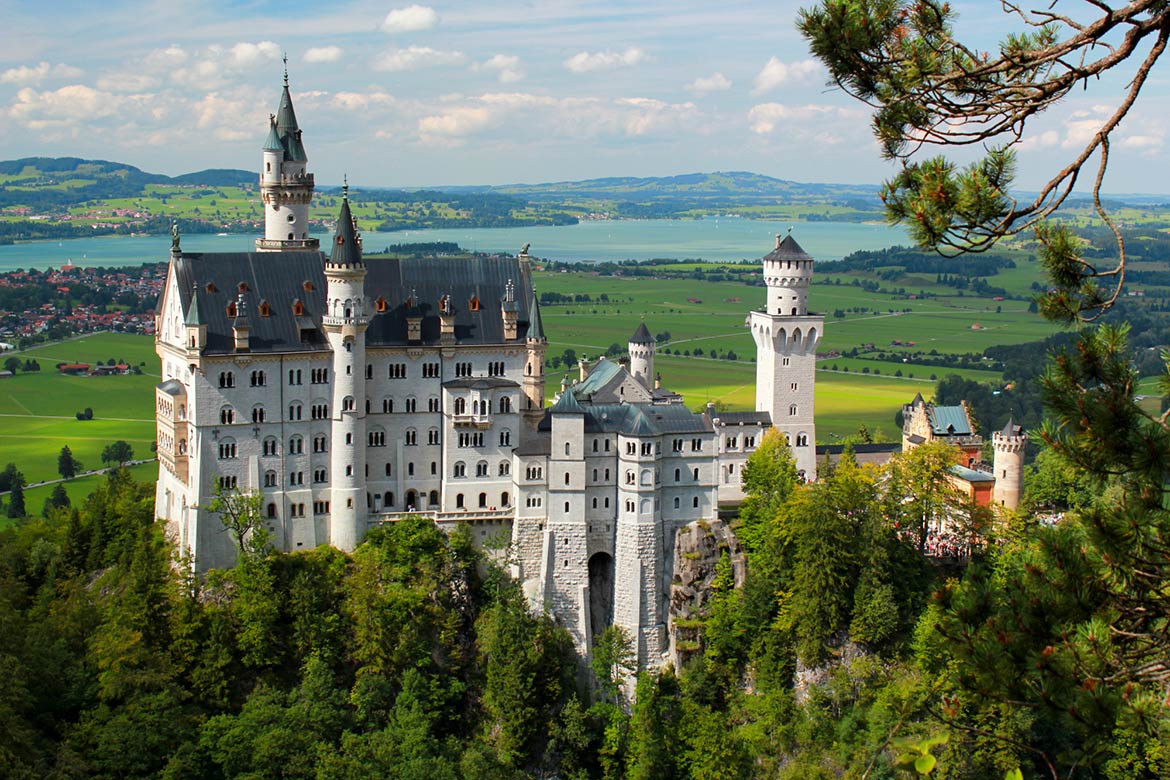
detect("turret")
(521, 287), (547, 425)
(256, 59), (319, 252)
(184, 285), (207, 352)
(322, 187), (369, 551)
(628, 322), (655, 388)
(501, 278), (519, 340)
(992, 418), (1027, 510)
(762, 233), (815, 316)
(231, 292), (250, 352)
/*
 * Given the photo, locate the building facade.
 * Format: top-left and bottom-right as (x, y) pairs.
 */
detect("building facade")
(154, 71), (825, 669)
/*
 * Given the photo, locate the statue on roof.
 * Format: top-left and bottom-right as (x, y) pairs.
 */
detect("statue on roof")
(520, 243), (530, 255)
(171, 222), (180, 251)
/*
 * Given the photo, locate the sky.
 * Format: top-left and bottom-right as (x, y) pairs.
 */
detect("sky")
(2, 0), (1168, 192)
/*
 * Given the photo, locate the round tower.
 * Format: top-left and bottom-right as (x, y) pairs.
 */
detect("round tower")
(256, 60), (319, 252)
(628, 322), (656, 388)
(992, 419), (1027, 510)
(763, 232), (815, 316)
(322, 187), (368, 550)
(521, 285), (548, 430)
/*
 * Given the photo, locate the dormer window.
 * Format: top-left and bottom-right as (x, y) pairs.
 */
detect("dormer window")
(226, 302), (237, 318)
(292, 299), (304, 316)
(375, 296), (387, 313)
(303, 281), (314, 292)
(205, 282), (217, 294)
(237, 282), (249, 293)
(258, 300), (271, 317)
(336, 235), (345, 246)
(469, 295), (480, 311)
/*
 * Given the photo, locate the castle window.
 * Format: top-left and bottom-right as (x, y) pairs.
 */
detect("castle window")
(237, 282), (249, 294)
(226, 302), (237, 318)
(369, 428), (386, 447)
(218, 371), (235, 388)
(288, 402), (302, 420)
(313, 434), (327, 453)
(454, 461), (466, 478)
(375, 296), (387, 312)
(311, 402), (329, 420)
(218, 476), (238, 490)
(565, 442), (571, 456)
(292, 299), (305, 316)
(366, 364), (373, 379)
(264, 471), (277, 487)
(691, 438), (702, 451)
(469, 296), (480, 311)
(564, 502), (570, 513)
(674, 497), (680, 509)
(288, 368), (302, 385)
(405, 398), (417, 413)
(478, 461), (490, 478)
(796, 434), (808, 447)
(311, 368), (328, 384)
(384, 491), (394, 507)
(455, 397), (466, 415)
(405, 429), (417, 446)
(389, 363), (407, 379)
(428, 397), (440, 412)
(456, 493), (465, 508)
(499, 396), (512, 413)
(205, 282), (217, 293)
(219, 406), (235, 425)
(499, 429), (511, 447)
(289, 435), (303, 454)
(693, 496), (700, 508)
(423, 362), (440, 378)
(674, 468), (681, 482)
(250, 370), (266, 386)
(218, 440), (237, 460)
(313, 469), (326, 484)
(479, 492), (488, 508)
(385, 463), (392, 476)
(346, 466), (353, 477)
(499, 461), (510, 476)
(267, 502), (276, 517)
(789, 405), (798, 416)
(252, 405), (265, 423)
(342, 396), (355, 412)
(383, 398), (394, 413)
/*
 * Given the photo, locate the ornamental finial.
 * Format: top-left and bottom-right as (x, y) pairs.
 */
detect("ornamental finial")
(342, 174), (348, 200)
(282, 52), (289, 86)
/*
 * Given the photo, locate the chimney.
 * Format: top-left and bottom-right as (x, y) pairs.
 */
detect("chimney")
(578, 356), (589, 382)
(655, 371), (662, 390)
(439, 294), (455, 344)
(502, 278), (519, 340)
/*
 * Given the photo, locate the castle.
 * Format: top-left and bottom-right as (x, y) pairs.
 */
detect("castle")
(153, 70), (1019, 670)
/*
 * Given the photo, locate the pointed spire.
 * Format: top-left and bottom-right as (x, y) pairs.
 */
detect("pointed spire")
(273, 62), (307, 162)
(263, 114), (282, 152)
(629, 322), (654, 344)
(184, 285), (202, 326)
(552, 385), (585, 415)
(283, 51), (289, 86)
(527, 286), (546, 341)
(328, 186), (363, 267)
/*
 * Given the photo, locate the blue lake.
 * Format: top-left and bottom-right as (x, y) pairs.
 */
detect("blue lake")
(0, 217), (909, 273)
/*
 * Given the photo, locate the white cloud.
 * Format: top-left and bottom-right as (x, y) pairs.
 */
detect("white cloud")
(305, 46), (343, 64)
(8, 84), (139, 129)
(563, 47), (646, 74)
(475, 54), (524, 84)
(225, 41), (281, 68)
(752, 57), (819, 94)
(0, 62), (83, 85)
(748, 102), (835, 134)
(96, 72), (161, 92)
(1016, 129), (1060, 151)
(381, 5), (438, 33)
(332, 90), (395, 111)
(419, 106), (495, 139)
(375, 46), (465, 72)
(143, 45), (188, 70)
(1120, 133), (1162, 150)
(688, 72), (731, 95)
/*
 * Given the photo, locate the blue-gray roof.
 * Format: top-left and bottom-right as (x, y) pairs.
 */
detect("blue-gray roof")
(329, 197), (362, 267)
(928, 405), (972, 435)
(949, 464), (995, 483)
(551, 389), (586, 415)
(763, 234), (813, 263)
(629, 322), (654, 344)
(574, 358), (623, 397)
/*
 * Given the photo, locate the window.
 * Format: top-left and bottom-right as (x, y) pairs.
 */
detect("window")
(431, 461), (437, 475)
(346, 466), (353, 477)
(385, 462), (392, 476)
(501, 491), (509, 507)
(250, 370), (266, 387)
(218, 371), (235, 388)
(641, 442), (652, 456)
(499, 461), (510, 476)
(382, 398), (394, 413)
(488, 360), (504, 376)
(369, 429), (386, 447)
(693, 467), (699, 480)
(220, 406), (235, 425)
(499, 396), (512, 413)
(477, 461), (490, 477)
(593, 439), (599, 453)
(691, 438), (703, 452)
(407, 462), (414, 476)
(796, 434), (809, 447)
(592, 468), (598, 482)
(289, 368), (302, 385)
(455, 397), (466, 415)
(267, 502), (277, 518)
(218, 440), (237, 459)
(428, 397), (440, 412)
(218, 475), (238, 489)
(605, 468), (611, 480)
(289, 502), (305, 518)
(674, 497), (680, 509)
(388, 363), (407, 379)
(313, 468), (327, 483)
(263, 437), (278, 456)
(405, 429), (417, 446)
(366, 364), (374, 379)
(726, 436), (738, 449)
(422, 362), (440, 378)
(264, 471), (277, 487)
(626, 471), (635, 485)
(791, 382), (798, 391)
(313, 434), (327, 453)
(746, 435), (756, 448)
(458, 432), (484, 448)
(693, 496), (700, 508)
(626, 442), (636, 455)
(313, 500), (330, 515)
(592, 497), (598, 509)
(311, 368), (328, 384)
(342, 396), (355, 412)
(789, 405), (798, 416)
(427, 428), (440, 445)
(346, 433), (353, 445)
(454, 492), (466, 510)
(289, 435), (303, 454)
(405, 398), (417, 413)
(252, 405), (265, 423)
(383, 491), (395, 507)
(674, 468), (681, 482)
(565, 442), (571, 456)
(673, 438), (683, 452)
(499, 429), (511, 447)
(455, 362), (472, 377)
(290, 471), (304, 485)
(288, 402), (302, 420)
(311, 403), (329, 420)
(525, 465), (543, 480)
(454, 461), (466, 478)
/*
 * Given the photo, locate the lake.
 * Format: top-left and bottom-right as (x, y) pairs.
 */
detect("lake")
(0, 217), (909, 273)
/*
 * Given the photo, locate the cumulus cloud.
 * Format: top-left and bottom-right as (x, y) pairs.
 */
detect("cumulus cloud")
(0, 62), (83, 85)
(375, 46), (465, 72)
(153, 41), (279, 89)
(474, 54), (524, 83)
(332, 90), (395, 111)
(381, 4), (438, 33)
(688, 72), (731, 95)
(305, 46), (343, 64)
(1120, 134), (1162, 149)
(752, 57), (819, 94)
(95, 72), (161, 92)
(419, 105), (495, 139)
(225, 41), (281, 67)
(1016, 129), (1060, 151)
(748, 102), (835, 134)
(563, 47), (646, 74)
(8, 84), (138, 128)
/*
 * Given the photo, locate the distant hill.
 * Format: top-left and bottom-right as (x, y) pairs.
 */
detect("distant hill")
(441, 170), (882, 205)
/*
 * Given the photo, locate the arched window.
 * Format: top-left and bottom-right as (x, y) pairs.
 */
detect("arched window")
(263, 437), (278, 456)
(429, 490), (438, 506)
(454, 461), (466, 478)
(455, 397), (466, 415)
(383, 491), (395, 507)
(673, 497), (680, 509)
(264, 470), (277, 487)
(456, 493), (465, 509)
(674, 468), (681, 482)
(499, 461), (510, 476)
(479, 492), (488, 508)
(252, 405), (265, 423)
(267, 503), (277, 518)
(219, 406), (234, 425)
(501, 491), (509, 506)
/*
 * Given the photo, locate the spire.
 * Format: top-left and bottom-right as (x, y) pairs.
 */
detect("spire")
(527, 287), (546, 341)
(998, 417), (1022, 437)
(551, 386), (585, 415)
(262, 115), (282, 152)
(184, 285), (202, 326)
(274, 64), (307, 162)
(629, 321), (655, 344)
(328, 187), (363, 267)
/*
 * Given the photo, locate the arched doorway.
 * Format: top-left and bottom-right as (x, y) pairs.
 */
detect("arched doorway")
(588, 552), (615, 642)
(405, 489), (418, 511)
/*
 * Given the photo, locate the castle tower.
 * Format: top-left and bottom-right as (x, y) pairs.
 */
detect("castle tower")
(257, 60), (319, 252)
(545, 389), (589, 654)
(992, 418), (1027, 510)
(748, 234), (822, 479)
(628, 322), (655, 389)
(522, 287), (548, 430)
(322, 188), (368, 550)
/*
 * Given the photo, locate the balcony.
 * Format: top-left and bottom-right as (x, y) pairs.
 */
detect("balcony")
(452, 413), (492, 428)
(376, 507), (515, 526)
(255, 237), (321, 251)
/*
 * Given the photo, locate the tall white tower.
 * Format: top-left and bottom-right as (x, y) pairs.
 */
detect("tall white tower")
(992, 419), (1027, 510)
(628, 322), (656, 389)
(749, 234), (822, 479)
(257, 61), (319, 252)
(323, 188), (368, 550)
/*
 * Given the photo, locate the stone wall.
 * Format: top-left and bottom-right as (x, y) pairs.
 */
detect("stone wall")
(667, 517), (745, 669)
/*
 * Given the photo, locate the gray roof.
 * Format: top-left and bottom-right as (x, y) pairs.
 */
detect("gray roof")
(184, 287), (203, 326)
(157, 379), (185, 396)
(763, 234), (813, 263)
(262, 119), (283, 152)
(274, 82), (308, 163)
(574, 358), (623, 398)
(329, 196), (363, 267)
(527, 288), (546, 341)
(551, 389), (586, 415)
(539, 401), (711, 436)
(710, 411), (772, 426)
(174, 250), (538, 355)
(949, 464), (995, 483)
(928, 405), (973, 436)
(629, 322), (655, 344)
(999, 417), (1023, 436)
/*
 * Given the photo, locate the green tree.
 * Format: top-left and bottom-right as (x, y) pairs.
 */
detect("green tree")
(101, 440), (133, 466)
(3, 356), (19, 374)
(6, 480), (25, 519)
(736, 428), (799, 553)
(57, 445), (80, 479)
(42, 483), (70, 517)
(591, 625), (635, 704)
(205, 483), (268, 558)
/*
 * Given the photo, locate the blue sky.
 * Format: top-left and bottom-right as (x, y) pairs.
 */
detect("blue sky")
(2, 0), (1167, 192)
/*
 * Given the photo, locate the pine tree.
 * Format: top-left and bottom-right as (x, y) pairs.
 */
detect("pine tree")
(57, 445), (79, 479)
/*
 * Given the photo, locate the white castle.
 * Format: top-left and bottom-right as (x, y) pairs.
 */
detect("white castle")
(153, 72), (822, 668)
